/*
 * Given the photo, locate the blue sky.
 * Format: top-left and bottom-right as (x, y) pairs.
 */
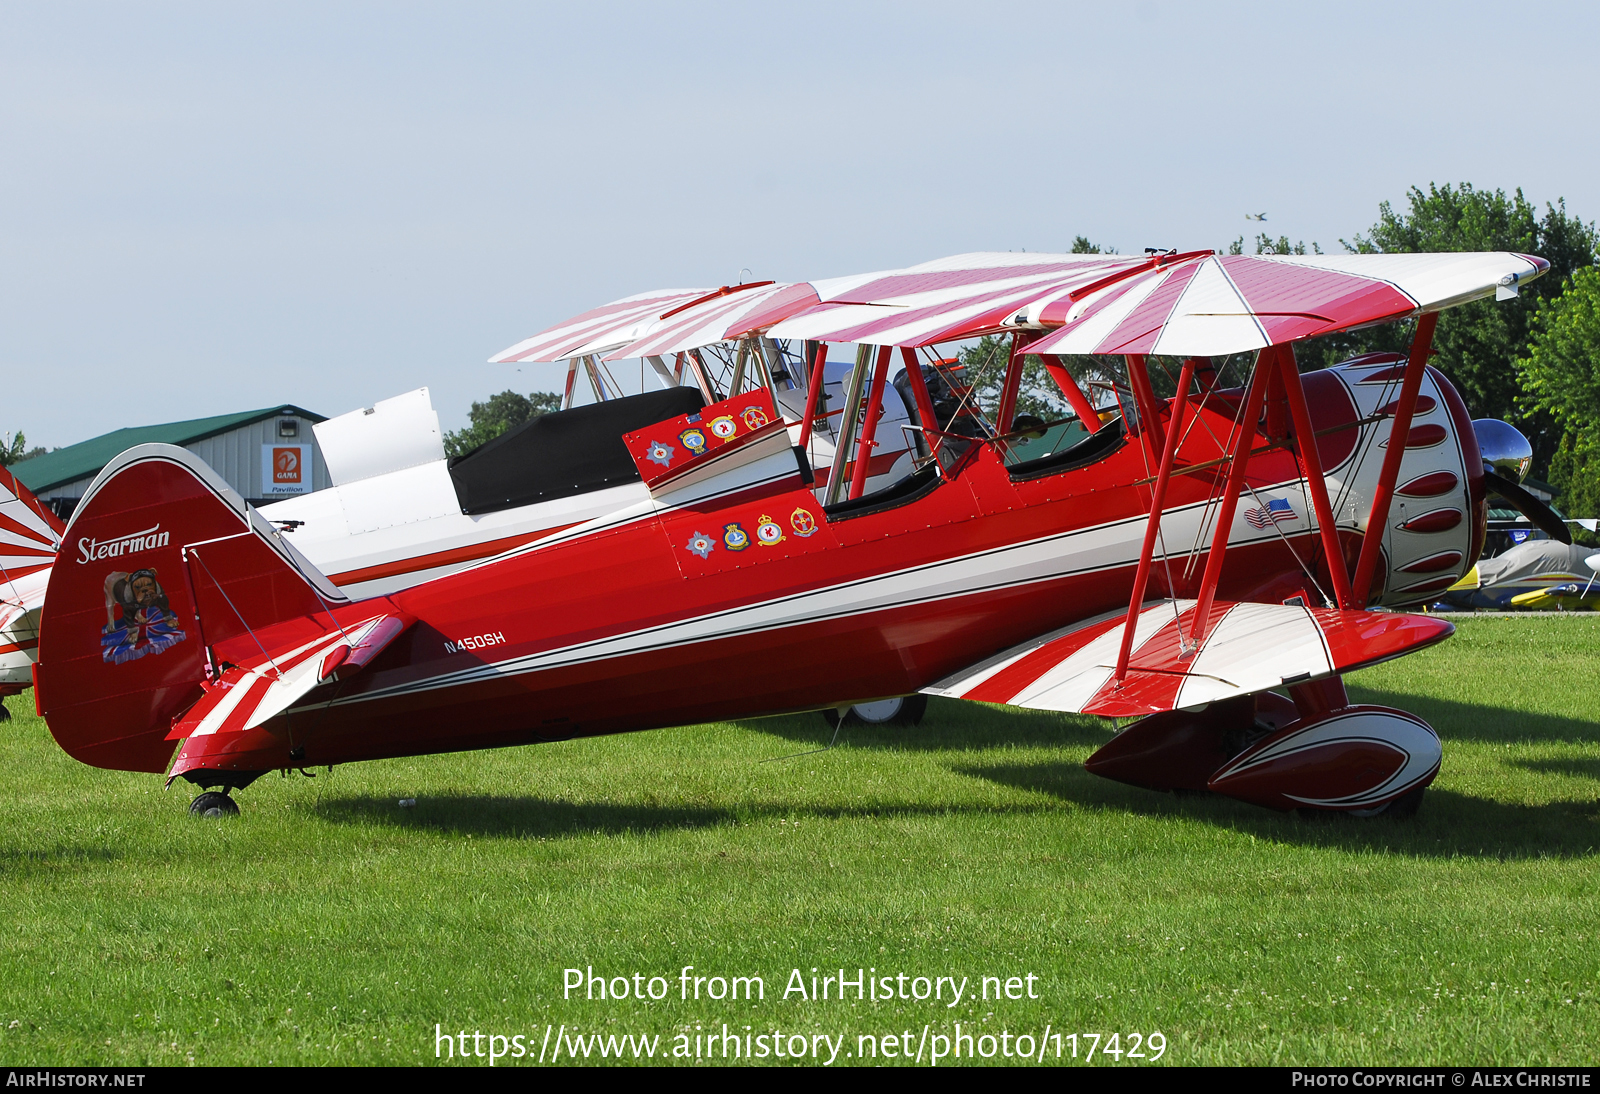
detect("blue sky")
(4, 1), (1597, 444)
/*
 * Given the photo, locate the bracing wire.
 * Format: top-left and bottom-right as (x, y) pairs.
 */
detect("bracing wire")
(188, 548), (285, 680)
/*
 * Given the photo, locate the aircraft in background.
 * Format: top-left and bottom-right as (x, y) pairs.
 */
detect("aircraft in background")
(1444, 541), (1600, 610)
(0, 466), (61, 717)
(32, 248), (1560, 821)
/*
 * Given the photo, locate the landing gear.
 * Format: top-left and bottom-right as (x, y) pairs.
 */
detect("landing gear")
(0, 699), (9, 723)
(1345, 785), (1427, 819)
(821, 694), (928, 729)
(188, 791), (239, 819)
(1086, 687), (1440, 818)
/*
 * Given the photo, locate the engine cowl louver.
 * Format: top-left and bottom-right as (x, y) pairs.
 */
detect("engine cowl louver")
(1397, 507), (1463, 534)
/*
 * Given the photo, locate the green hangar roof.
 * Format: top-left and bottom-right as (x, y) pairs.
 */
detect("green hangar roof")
(12, 405), (326, 495)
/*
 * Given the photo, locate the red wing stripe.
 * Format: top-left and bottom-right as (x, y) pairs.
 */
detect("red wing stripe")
(959, 601), (1196, 712)
(1094, 262), (1203, 354)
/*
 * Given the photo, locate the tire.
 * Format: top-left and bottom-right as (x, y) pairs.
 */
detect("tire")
(188, 791), (240, 819)
(1342, 785), (1428, 819)
(820, 695), (928, 730)
(0, 700), (9, 723)
(893, 694), (929, 725)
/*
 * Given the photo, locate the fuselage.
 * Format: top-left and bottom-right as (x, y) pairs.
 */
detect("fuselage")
(171, 359), (1481, 780)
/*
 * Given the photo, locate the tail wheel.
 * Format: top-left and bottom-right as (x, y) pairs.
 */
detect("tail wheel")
(820, 695), (928, 729)
(188, 791), (240, 819)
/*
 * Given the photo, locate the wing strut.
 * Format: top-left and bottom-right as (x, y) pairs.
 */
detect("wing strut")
(995, 332), (1028, 437)
(1278, 344), (1354, 609)
(1351, 313), (1439, 605)
(901, 346), (942, 463)
(847, 346), (894, 500)
(1039, 354), (1103, 435)
(1188, 349), (1275, 644)
(1125, 353), (1166, 456)
(825, 344), (873, 506)
(561, 358), (579, 410)
(1113, 355), (1198, 683)
(797, 341), (828, 450)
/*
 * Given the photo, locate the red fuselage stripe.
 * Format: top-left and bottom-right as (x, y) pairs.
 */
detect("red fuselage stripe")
(326, 525), (579, 586)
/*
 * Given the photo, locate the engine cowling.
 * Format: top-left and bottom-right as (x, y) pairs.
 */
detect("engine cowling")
(1319, 356), (1485, 607)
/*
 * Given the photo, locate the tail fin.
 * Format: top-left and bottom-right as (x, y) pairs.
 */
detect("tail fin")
(36, 444), (348, 772)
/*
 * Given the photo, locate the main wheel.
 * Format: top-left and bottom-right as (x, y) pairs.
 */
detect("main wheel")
(189, 791), (239, 819)
(820, 695), (928, 729)
(1346, 785), (1426, 819)
(0, 700), (9, 723)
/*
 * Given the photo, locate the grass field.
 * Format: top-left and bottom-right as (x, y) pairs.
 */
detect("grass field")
(1, 616), (1597, 1067)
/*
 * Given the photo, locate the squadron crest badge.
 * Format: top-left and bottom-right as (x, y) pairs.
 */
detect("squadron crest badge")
(722, 522), (750, 551)
(645, 440), (675, 467)
(789, 507), (819, 538)
(685, 531), (715, 560)
(755, 515), (785, 546)
(709, 415), (738, 440)
(678, 428), (707, 456)
(741, 405), (770, 430)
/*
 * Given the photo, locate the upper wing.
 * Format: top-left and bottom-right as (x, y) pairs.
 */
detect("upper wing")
(490, 287), (711, 364)
(925, 599), (1452, 718)
(766, 252), (1138, 348)
(1024, 252), (1548, 359)
(603, 282), (798, 361)
(491, 250), (1547, 365)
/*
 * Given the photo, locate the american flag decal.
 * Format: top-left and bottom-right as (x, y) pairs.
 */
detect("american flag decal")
(1245, 498), (1297, 529)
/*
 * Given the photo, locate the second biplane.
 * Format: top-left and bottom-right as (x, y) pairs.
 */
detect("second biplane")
(31, 248), (1554, 818)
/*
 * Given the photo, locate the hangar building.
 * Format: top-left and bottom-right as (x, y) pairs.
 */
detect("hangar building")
(13, 405), (329, 520)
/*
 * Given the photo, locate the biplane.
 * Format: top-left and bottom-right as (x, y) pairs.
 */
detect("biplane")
(31, 248), (1560, 819)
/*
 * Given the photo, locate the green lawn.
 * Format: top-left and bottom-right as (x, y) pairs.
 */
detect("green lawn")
(1, 616), (1597, 1067)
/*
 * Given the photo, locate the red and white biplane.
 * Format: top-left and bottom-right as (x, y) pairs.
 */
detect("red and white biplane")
(31, 248), (1555, 818)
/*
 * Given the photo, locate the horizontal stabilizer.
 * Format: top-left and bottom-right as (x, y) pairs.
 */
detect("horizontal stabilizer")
(924, 599), (1453, 718)
(170, 610), (413, 739)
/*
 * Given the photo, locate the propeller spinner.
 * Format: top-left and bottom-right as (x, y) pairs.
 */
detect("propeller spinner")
(1473, 419), (1570, 545)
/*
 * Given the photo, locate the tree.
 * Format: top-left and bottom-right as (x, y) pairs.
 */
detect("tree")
(961, 334), (1121, 426)
(1228, 233), (1321, 257)
(1517, 266), (1600, 519)
(442, 391), (561, 458)
(0, 432), (46, 468)
(1338, 183), (1597, 474)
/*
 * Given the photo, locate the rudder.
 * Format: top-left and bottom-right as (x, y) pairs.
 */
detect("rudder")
(36, 444), (348, 772)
